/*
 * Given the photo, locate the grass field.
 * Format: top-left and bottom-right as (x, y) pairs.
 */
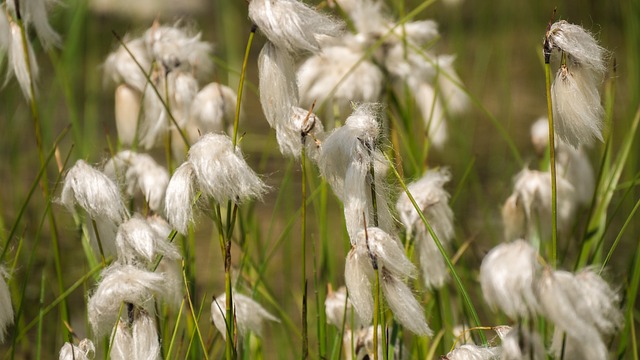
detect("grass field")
(0, 0), (639, 358)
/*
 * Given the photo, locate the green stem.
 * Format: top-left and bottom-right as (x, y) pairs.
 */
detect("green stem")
(384, 152), (486, 344)
(544, 62), (558, 268)
(232, 25), (256, 147)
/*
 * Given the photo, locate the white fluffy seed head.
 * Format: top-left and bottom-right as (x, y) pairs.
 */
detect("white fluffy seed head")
(344, 246), (374, 324)
(479, 239), (540, 319)
(410, 81), (448, 150)
(6, 21), (39, 102)
(258, 42), (299, 129)
(503, 168), (577, 241)
(6, 0), (60, 49)
(115, 214), (181, 265)
(249, 0), (343, 55)
(110, 321), (133, 360)
(114, 84), (142, 147)
(132, 310), (161, 360)
(325, 286), (364, 330)
(355, 227), (415, 278)
(551, 63), (604, 148)
(104, 37), (151, 92)
(380, 268), (432, 336)
(396, 169), (454, 288)
(61, 160), (129, 225)
(211, 292), (279, 340)
(0, 267), (14, 343)
(88, 264), (167, 337)
(297, 43), (383, 115)
(500, 326), (545, 360)
(190, 82), (238, 136)
(435, 55), (469, 116)
(144, 23), (213, 77)
(317, 103), (382, 198)
(275, 106), (325, 159)
(443, 344), (502, 359)
(164, 161), (197, 234)
(104, 151), (170, 213)
(188, 133), (268, 204)
(58, 339), (95, 360)
(546, 21), (607, 76)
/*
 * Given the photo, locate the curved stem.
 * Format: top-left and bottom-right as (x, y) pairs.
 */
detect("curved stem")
(544, 62), (558, 268)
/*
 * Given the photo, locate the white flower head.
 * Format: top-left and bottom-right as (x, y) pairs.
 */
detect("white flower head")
(344, 241), (375, 324)
(325, 286), (364, 330)
(442, 344), (502, 360)
(6, 0), (61, 49)
(275, 106), (325, 159)
(545, 20), (607, 76)
(479, 239), (540, 319)
(188, 133), (268, 204)
(104, 151), (170, 213)
(110, 321), (133, 360)
(5, 21), (39, 102)
(144, 22), (213, 77)
(114, 84), (142, 147)
(318, 103), (382, 198)
(0, 267), (14, 343)
(88, 264), (169, 337)
(258, 41), (299, 129)
(249, 0), (344, 55)
(502, 168), (576, 241)
(397, 168), (454, 288)
(435, 55), (469, 116)
(59, 339), (95, 360)
(297, 41), (384, 116)
(61, 160), (129, 225)
(380, 267), (432, 336)
(190, 82), (238, 136)
(164, 162), (197, 234)
(211, 292), (279, 340)
(551, 63), (604, 148)
(115, 214), (181, 265)
(132, 310), (161, 360)
(104, 36), (151, 92)
(500, 325), (545, 360)
(537, 268), (616, 360)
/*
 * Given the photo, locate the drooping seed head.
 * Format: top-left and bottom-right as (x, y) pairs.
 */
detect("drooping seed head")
(211, 292), (279, 340)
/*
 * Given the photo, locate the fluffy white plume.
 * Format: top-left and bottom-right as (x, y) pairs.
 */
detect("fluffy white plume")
(164, 161), (197, 234)
(551, 63), (604, 148)
(0, 267), (14, 343)
(501, 168), (576, 241)
(115, 214), (181, 265)
(258, 42), (299, 128)
(546, 21), (607, 75)
(110, 321), (133, 360)
(537, 269), (613, 360)
(297, 41), (383, 116)
(344, 244), (374, 324)
(380, 268), (432, 335)
(6, 21), (39, 102)
(104, 151), (170, 213)
(211, 292), (279, 340)
(104, 37), (151, 92)
(396, 168), (454, 288)
(88, 264), (168, 336)
(275, 106), (325, 159)
(144, 23), (213, 77)
(132, 310), (161, 360)
(190, 82), (238, 136)
(500, 326), (545, 360)
(59, 339), (95, 360)
(479, 240), (540, 319)
(61, 160), (129, 225)
(114, 84), (142, 146)
(189, 133), (268, 204)
(6, 0), (60, 49)
(248, 0), (343, 54)
(443, 344), (502, 359)
(325, 286), (364, 330)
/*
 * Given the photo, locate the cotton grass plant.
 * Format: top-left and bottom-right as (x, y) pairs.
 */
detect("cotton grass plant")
(0, 0), (638, 359)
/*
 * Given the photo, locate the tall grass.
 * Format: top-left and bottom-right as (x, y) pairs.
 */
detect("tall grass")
(0, 0), (638, 359)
